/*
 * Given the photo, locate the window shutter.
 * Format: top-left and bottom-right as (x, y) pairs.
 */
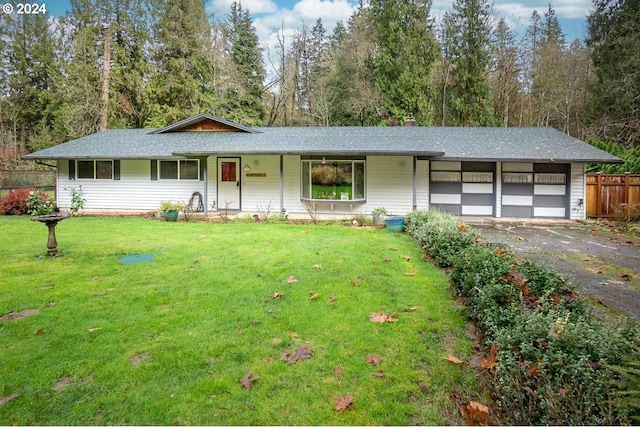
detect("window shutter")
(199, 158), (205, 181)
(114, 160), (121, 180)
(150, 160), (157, 181)
(69, 160), (76, 180)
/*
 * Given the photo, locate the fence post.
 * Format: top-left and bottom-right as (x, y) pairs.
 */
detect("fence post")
(624, 172), (630, 206)
(596, 172), (602, 218)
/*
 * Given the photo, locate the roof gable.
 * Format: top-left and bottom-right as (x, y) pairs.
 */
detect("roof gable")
(148, 113), (261, 134)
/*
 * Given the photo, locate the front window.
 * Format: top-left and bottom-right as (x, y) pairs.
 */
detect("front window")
(301, 160), (365, 201)
(158, 159), (199, 180)
(77, 160), (113, 180)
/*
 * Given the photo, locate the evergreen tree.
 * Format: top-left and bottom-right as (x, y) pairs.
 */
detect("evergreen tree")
(1, 10), (58, 158)
(147, 0), (217, 126)
(370, 0), (439, 125)
(490, 18), (523, 127)
(447, 0), (495, 126)
(586, 0), (640, 147)
(222, 1), (265, 125)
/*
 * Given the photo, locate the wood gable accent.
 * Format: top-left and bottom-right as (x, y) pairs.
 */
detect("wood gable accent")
(148, 113), (261, 134)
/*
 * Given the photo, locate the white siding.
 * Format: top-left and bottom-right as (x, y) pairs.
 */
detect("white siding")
(283, 155), (302, 213)
(240, 155), (281, 212)
(57, 160), (204, 211)
(570, 163), (587, 220)
(495, 162), (502, 217)
(365, 156), (414, 215)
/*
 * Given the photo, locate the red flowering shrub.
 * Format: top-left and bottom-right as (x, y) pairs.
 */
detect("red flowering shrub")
(0, 188), (33, 215)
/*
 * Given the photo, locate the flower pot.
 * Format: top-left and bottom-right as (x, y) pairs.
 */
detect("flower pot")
(384, 216), (404, 232)
(162, 210), (179, 222)
(372, 214), (386, 225)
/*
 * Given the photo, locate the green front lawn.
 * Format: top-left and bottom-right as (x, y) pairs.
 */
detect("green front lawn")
(0, 217), (477, 425)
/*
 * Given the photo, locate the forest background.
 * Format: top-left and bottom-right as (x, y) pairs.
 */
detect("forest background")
(1, 0), (638, 172)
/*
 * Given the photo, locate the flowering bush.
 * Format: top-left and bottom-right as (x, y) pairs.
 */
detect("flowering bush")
(26, 190), (56, 215)
(65, 185), (86, 215)
(0, 188), (32, 215)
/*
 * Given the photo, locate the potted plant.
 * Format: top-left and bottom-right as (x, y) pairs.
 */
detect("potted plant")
(372, 207), (387, 225)
(159, 200), (183, 222)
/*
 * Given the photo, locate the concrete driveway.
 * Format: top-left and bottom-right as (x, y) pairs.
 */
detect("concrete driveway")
(467, 219), (640, 320)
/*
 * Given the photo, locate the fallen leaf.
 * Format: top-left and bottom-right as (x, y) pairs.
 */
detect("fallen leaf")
(404, 272), (417, 276)
(87, 328), (101, 333)
(281, 345), (313, 364)
(458, 401), (494, 425)
(309, 292), (320, 300)
(334, 395), (353, 411)
(384, 258), (393, 262)
(527, 364), (539, 377)
(358, 275), (365, 280)
(351, 280), (360, 286)
(372, 370), (385, 377)
(44, 302), (56, 307)
(444, 355), (464, 365)
(329, 295), (337, 302)
(403, 307), (417, 312)
(402, 255), (411, 261)
(286, 275), (298, 283)
(587, 268), (603, 275)
(334, 367), (344, 377)
(35, 329), (44, 336)
(517, 236), (526, 241)
(618, 272), (631, 281)
(240, 371), (260, 389)
(481, 343), (498, 371)
(366, 354), (381, 365)
(0, 394), (19, 406)
(368, 311), (398, 323)
(312, 264), (322, 269)
(389, 247), (398, 251)
(272, 292), (284, 299)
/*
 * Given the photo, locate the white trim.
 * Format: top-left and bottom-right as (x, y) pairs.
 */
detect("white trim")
(462, 183), (493, 194)
(462, 205), (493, 215)
(534, 207), (566, 217)
(502, 195), (533, 206)
(431, 193), (461, 204)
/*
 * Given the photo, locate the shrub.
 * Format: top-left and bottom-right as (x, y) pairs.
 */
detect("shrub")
(405, 210), (480, 267)
(27, 190), (56, 215)
(405, 209), (640, 425)
(0, 188), (32, 215)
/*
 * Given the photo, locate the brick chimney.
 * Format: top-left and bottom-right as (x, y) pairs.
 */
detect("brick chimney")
(405, 114), (416, 126)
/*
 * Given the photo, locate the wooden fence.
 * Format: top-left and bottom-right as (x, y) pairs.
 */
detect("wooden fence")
(586, 173), (640, 218)
(0, 169), (56, 190)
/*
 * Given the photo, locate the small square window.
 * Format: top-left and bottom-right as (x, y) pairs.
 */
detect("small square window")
(160, 161), (178, 179)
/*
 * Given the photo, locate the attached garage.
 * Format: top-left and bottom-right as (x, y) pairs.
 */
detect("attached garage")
(430, 161), (496, 216)
(501, 163), (569, 218)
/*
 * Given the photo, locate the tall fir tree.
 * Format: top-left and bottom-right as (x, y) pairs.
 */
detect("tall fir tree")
(586, 0), (640, 147)
(446, 0), (495, 126)
(222, 1), (265, 125)
(147, 0), (217, 126)
(370, 0), (439, 125)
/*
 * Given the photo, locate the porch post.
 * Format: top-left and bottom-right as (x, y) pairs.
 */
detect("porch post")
(412, 156), (417, 210)
(203, 157), (208, 217)
(280, 155), (284, 213)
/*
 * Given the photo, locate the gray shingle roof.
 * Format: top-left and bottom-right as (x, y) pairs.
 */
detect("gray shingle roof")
(23, 126), (622, 164)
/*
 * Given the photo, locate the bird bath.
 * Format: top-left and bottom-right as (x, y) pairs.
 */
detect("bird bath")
(31, 213), (70, 256)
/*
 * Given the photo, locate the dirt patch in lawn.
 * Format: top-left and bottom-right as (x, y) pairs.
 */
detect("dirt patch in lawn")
(471, 221), (640, 320)
(0, 309), (39, 321)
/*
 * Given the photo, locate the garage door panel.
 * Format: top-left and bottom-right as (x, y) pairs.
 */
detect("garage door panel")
(430, 182), (462, 194)
(502, 206), (533, 217)
(432, 204), (461, 215)
(502, 183), (534, 195)
(534, 195), (566, 207)
(462, 193), (494, 206)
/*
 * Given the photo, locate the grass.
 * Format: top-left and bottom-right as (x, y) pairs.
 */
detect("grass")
(0, 216), (478, 425)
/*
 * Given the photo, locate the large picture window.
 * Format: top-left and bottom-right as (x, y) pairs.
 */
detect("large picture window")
(76, 160), (113, 180)
(158, 159), (199, 180)
(301, 160), (365, 201)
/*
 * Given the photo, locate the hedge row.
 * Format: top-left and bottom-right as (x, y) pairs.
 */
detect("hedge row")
(405, 210), (640, 425)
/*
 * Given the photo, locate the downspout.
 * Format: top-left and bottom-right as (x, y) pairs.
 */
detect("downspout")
(203, 157), (208, 218)
(412, 156), (417, 210)
(279, 155), (284, 213)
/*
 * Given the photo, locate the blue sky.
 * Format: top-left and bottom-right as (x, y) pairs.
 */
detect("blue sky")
(46, 0), (591, 52)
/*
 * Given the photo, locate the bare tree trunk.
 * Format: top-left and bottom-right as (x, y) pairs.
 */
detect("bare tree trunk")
(99, 29), (111, 132)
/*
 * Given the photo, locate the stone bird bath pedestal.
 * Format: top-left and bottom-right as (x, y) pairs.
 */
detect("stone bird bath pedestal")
(31, 213), (70, 256)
